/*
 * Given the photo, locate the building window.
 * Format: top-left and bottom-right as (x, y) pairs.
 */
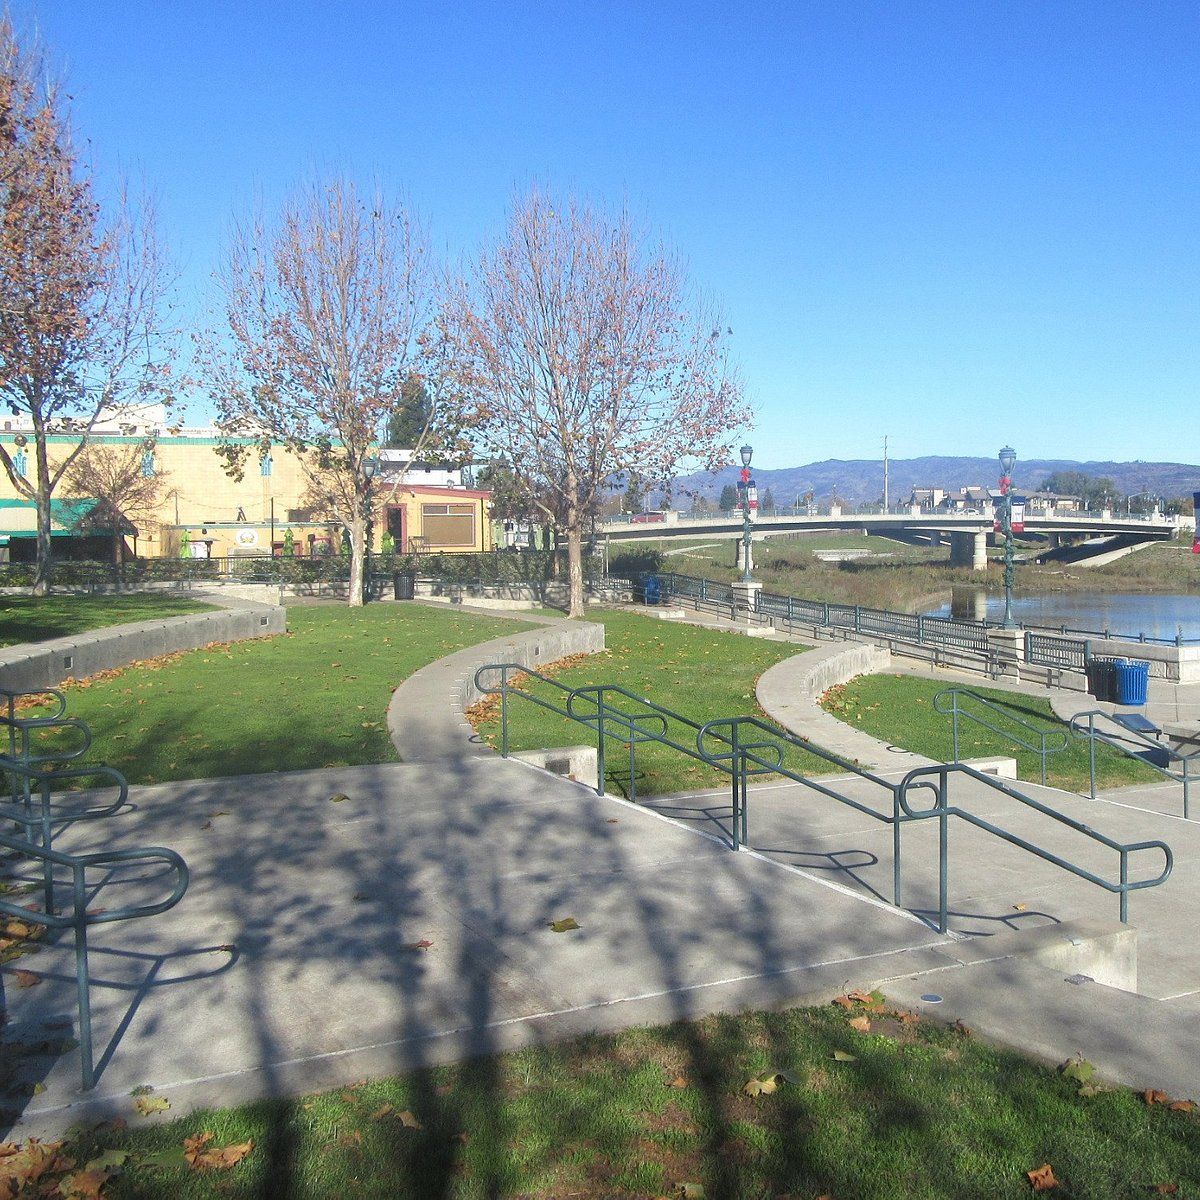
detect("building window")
(141, 451), (155, 477)
(260, 455), (273, 477)
(13, 450), (27, 477)
(420, 502), (476, 548)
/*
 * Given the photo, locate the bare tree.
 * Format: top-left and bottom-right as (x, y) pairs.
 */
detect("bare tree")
(431, 189), (750, 617)
(203, 177), (447, 606)
(63, 439), (167, 574)
(0, 18), (175, 593)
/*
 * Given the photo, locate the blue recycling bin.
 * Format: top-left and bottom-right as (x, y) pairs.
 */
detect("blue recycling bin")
(641, 575), (663, 605)
(1115, 659), (1150, 706)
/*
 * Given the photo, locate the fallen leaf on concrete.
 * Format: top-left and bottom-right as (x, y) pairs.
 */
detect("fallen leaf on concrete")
(13, 969), (39, 988)
(1013, 902), (1028, 911)
(403, 939), (434, 951)
(1026, 1162), (1059, 1191)
(329, 793), (350, 803)
(548, 917), (580, 933)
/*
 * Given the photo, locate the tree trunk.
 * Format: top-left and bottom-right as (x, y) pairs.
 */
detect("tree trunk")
(113, 530), (124, 584)
(347, 513), (366, 607)
(566, 521), (584, 618)
(32, 438), (52, 596)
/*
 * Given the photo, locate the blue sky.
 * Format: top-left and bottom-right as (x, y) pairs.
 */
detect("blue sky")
(16, 1), (1199, 468)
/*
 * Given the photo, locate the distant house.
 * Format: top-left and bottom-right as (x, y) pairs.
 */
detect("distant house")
(938, 486), (992, 514)
(1024, 491), (1081, 514)
(906, 487), (945, 511)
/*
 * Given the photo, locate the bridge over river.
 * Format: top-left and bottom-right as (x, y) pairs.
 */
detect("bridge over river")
(600, 509), (1179, 570)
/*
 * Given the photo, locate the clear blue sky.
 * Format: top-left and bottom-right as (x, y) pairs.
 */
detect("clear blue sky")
(16, 1), (1199, 469)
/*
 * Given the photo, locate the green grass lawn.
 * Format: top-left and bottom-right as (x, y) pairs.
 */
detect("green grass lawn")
(32, 999), (1200, 1199)
(822, 673), (1160, 793)
(471, 610), (839, 796)
(31, 604), (530, 785)
(0, 594), (216, 648)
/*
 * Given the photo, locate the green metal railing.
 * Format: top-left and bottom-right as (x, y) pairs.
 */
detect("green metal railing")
(1069, 709), (1200, 819)
(0, 686), (191, 1091)
(934, 687), (1069, 786)
(896, 762), (1172, 927)
(0, 831), (189, 1090)
(475, 662), (1173, 933)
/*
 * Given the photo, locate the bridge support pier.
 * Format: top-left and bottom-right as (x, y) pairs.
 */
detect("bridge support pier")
(950, 531), (988, 572)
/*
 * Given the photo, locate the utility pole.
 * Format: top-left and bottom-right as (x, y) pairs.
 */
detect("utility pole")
(883, 435), (890, 512)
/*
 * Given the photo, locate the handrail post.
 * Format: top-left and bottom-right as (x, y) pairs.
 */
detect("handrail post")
(730, 721), (741, 851)
(1120, 850), (1129, 924)
(595, 688), (606, 796)
(628, 719), (637, 805)
(938, 767), (949, 934)
(892, 789), (902, 907)
(918, 614), (925, 645)
(1040, 733), (1048, 787)
(73, 862), (95, 1091)
(500, 667), (509, 758)
(950, 697), (960, 763)
(1184, 759), (1191, 821)
(1088, 714), (1097, 799)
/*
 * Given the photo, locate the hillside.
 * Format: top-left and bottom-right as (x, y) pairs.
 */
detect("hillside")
(657, 457), (1200, 508)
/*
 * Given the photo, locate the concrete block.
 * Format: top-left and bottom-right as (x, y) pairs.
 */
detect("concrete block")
(514, 744), (598, 783)
(962, 756), (1018, 779)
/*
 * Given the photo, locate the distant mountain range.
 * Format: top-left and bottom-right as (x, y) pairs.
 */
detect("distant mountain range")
(654, 457), (1200, 508)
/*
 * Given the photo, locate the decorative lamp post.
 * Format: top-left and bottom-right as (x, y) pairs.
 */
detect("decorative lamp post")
(998, 445), (1018, 629)
(738, 444), (757, 582)
(363, 456), (380, 600)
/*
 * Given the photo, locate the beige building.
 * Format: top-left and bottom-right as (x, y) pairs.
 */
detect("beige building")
(0, 429), (492, 561)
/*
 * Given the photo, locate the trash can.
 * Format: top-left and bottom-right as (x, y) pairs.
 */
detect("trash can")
(1115, 659), (1150, 706)
(1087, 657), (1120, 703)
(392, 570), (416, 600)
(641, 575), (663, 606)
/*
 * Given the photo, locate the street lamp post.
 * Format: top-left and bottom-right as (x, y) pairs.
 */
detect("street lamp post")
(738, 444), (755, 583)
(363, 456), (380, 601)
(998, 445), (1017, 629)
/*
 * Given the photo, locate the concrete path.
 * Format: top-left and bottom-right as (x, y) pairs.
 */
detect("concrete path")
(3, 758), (951, 1138)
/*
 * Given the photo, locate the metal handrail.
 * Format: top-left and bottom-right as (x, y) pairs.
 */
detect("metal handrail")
(0, 831), (189, 1090)
(473, 662), (1175, 933)
(0, 759), (131, 911)
(934, 687), (1068, 785)
(1069, 709), (1200, 819)
(896, 762), (1173, 927)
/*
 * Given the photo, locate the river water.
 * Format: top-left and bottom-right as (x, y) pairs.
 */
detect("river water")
(926, 589), (1200, 642)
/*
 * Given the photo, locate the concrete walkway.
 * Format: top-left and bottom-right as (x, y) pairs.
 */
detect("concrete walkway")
(3, 758), (952, 1138)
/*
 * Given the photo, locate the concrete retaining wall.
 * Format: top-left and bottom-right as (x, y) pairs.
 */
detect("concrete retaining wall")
(787, 640), (893, 700)
(457, 621), (606, 710)
(1086, 639), (1200, 683)
(0, 606), (287, 692)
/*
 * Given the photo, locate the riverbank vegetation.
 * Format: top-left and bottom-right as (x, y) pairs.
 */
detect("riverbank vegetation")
(612, 529), (1199, 614)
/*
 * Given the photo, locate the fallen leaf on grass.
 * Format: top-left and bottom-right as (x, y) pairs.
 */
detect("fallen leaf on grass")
(1153, 1185), (1180, 1195)
(666, 1076), (688, 1089)
(398, 1110), (423, 1130)
(13, 969), (39, 988)
(832, 1050), (857, 1063)
(548, 917), (580, 933)
(1027, 1162), (1059, 1191)
(132, 1094), (170, 1116)
(1144, 1089), (1171, 1106)
(335, 1131), (362, 1149)
(1169, 1100), (1196, 1113)
(369, 1104), (394, 1120)
(57, 1167), (110, 1199)
(848, 1015), (871, 1034)
(1061, 1057), (1095, 1085)
(674, 1184), (705, 1199)
(743, 1076), (777, 1097)
(1078, 1083), (1111, 1097)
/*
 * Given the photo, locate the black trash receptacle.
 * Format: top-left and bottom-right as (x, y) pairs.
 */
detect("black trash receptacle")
(1115, 659), (1150, 706)
(393, 570), (416, 600)
(1087, 657), (1120, 703)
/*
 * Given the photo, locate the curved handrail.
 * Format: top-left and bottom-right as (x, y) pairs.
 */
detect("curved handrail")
(0, 759), (130, 822)
(933, 687), (1068, 785)
(896, 761), (1173, 924)
(1069, 708), (1200, 817)
(0, 829), (189, 1091)
(1, 685), (68, 722)
(0, 715), (94, 766)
